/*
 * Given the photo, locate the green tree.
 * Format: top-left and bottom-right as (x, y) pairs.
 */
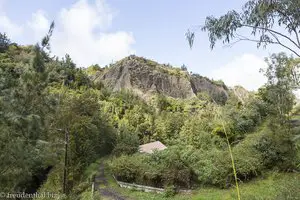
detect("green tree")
(112, 125), (139, 156)
(155, 94), (171, 112)
(0, 30), (54, 191)
(257, 53), (299, 171)
(259, 53), (300, 128)
(186, 0), (300, 57)
(0, 32), (11, 53)
(179, 116), (213, 150)
(181, 64), (188, 71)
(49, 88), (116, 194)
(154, 112), (184, 143)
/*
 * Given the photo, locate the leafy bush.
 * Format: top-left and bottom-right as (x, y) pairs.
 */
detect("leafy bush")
(163, 185), (176, 197)
(159, 147), (194, 188)
(179, 116), (213, 150)
(255, 127), (296, 171)
(109, 147), (195, 189)
(109, 154), (146, 183)
(112, 125), (140, 156)
(191, 149), (232, 188)
(154, 112), (184, 143)
(110, 128), (290, 189)
(233, 135), (264, 180)
(86, 64), (101, 75)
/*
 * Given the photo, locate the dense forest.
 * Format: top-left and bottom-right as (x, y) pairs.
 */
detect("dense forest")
(1, 0), (300, 200)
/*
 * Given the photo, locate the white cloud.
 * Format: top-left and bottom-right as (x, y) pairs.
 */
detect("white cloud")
(0, 15), (23, 38)
(210, 54), (268, 91)
(27, 10), (50, 41)
(50, 0), (135, 67)
(1, 0), (135, 67)
(0, 0), (24, 39)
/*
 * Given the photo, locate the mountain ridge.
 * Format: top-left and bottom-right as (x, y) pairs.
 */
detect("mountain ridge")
(91, 55), (229, 104)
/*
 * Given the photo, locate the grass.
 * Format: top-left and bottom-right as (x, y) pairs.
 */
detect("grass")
(222, 120), (240, 200)
(124, 173), (299, 200)
(102, 157), (300, 200)
(190, 172), (300, 200)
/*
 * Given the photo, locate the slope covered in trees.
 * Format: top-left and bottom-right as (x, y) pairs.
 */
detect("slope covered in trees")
(0, 32), (116, 195)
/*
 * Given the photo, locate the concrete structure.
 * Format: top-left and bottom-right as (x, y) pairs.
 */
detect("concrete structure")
(113, 177), (192, 194)
(139, 141), (167, 154)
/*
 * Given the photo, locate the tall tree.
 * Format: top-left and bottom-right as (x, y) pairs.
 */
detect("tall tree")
(49, 88), (116, 194)
(0, 21), (55, 192)
(0, 29), (54, 191)
(186, 0), (300, 57)
(259, 53), (300, 127)
(0, 33), (10, 53)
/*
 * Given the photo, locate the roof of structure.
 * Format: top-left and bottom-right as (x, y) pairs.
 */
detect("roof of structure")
(139, 141), (167, 154)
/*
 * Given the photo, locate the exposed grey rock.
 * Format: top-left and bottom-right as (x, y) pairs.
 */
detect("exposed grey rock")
(93, 55), (228, 103)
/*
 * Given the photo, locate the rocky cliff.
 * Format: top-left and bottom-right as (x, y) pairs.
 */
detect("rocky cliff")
(92, 55), (228, 103)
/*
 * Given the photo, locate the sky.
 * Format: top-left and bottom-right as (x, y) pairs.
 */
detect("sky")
(0, 0), (292, 91)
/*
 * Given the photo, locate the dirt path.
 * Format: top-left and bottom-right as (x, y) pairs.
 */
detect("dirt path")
(94, 162), (126, 200)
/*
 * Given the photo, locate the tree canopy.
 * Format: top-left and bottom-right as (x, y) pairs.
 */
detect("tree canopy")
(186, 0), (300, 57)
(0, 33), (11, 53)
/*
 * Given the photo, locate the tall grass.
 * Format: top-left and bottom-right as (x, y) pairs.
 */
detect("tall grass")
(216, 107), (241, 200)
(221, 121), (241, 200)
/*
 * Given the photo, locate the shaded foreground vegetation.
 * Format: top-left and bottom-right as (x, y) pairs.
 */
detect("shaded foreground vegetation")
(109, 172), (300, 200)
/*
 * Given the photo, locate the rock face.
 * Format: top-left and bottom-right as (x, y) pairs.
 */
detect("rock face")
(93, 55), (228, 103)
(190, 74), (228, 104)
(231, 85), (251, 104)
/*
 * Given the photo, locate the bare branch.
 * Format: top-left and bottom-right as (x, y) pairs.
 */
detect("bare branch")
(241, 24), (300, 50)
(275, 9), (300, 47)
(268, 31), (300, 57)
(224, 33), (300, 57)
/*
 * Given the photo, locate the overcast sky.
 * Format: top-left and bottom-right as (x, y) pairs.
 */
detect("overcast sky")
(0, 0), (292, 91)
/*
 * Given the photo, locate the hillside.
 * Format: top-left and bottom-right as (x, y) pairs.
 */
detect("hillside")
(2, 0), (300, 199)
(91, 55), (228, 103)
(1, 37), (299, 200)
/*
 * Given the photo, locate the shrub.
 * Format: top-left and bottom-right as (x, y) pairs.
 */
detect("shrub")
(109, 124), (297, 190)
(109, 147), (195, 189)
(163, 185), (176, 197)
(179, 116), (213, 150)
(255, 128), (296, 171)
(108, 154), (146, 183)
(154, 112), (184, 143)
(160, 147), (194, 188)
(112, 126), (139, 156)
(193, 149), (232, 188)
(233, 134), (264, 180)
